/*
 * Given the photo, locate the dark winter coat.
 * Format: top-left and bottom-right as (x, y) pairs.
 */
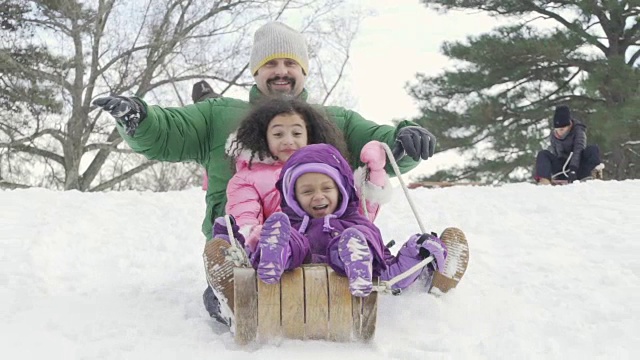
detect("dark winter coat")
(547, 119), (587, 169)
(275, 144), (393, 275)
(116, 85), (422, 239)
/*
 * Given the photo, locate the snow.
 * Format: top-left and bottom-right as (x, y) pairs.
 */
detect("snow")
(1, 180), (639, 359)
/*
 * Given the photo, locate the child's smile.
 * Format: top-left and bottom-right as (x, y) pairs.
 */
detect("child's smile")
(266, 113), (308, 162)
(294, 172), (339, 218)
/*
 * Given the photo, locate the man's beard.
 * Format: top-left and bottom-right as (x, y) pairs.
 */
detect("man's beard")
(266, 76), (297, 97)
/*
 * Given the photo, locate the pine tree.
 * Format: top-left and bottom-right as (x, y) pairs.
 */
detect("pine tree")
(410, 0), (639, 182)
(0, 0), (63, 116)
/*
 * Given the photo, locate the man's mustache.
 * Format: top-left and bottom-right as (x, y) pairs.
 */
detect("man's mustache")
(267, 76), (295, 84)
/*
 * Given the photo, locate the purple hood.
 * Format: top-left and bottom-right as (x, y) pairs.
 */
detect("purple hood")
(276, 144), (359, 221)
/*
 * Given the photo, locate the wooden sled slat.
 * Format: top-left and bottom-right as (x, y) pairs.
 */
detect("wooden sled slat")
(303, 266), (329, 340)
(352, 295), (362, 339)
(327, 269), (352, 342)
(280, 268), (305, 339)
(352, 292), (378, 342)
(257, 280), (282, 341)
(233, 267), (258, 345)
(359, 292), (378, 342)
(232, 264), (378, 344)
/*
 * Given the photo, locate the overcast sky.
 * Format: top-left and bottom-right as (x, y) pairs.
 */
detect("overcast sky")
(346, 1), (504, 176)
(348, 0), (501, 123)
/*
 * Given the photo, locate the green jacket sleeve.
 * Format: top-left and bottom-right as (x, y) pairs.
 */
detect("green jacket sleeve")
(115, 98), (215, 164)
(327, 106), (422, 176)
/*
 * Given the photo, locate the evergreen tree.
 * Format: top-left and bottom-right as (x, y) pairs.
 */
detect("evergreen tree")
(0, 0), (63, 116)
(410, 0), (639, 182)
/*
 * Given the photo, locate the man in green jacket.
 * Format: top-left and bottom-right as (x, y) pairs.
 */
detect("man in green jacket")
(93, 22), (436, 326)
(94, 22), (436, 239)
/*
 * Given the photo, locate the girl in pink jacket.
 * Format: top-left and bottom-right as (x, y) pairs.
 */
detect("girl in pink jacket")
(218, 98), (392, 252)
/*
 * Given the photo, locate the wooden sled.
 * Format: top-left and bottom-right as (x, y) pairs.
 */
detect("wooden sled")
(204, 228), (469, 345)
(233, 264), (378, 345)
(204, 239), (378, 345)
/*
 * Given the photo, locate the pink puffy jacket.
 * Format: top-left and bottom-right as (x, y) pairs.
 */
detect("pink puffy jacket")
(225, 150), (283, 248)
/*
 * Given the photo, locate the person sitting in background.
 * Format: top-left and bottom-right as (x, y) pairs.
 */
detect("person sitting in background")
(534, 105), (603, 185)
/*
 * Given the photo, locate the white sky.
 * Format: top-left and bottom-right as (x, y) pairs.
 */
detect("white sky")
(349, 0), (499, 122)
(346, 1), (504, 177)
(2, 180), (638, 358)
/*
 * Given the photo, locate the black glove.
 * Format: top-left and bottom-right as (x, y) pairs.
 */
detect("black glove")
(391, 126), (436, 161)
(567, 166), (578, 183)
(192, 80), (219, 103)
(93, 96), (146, 136)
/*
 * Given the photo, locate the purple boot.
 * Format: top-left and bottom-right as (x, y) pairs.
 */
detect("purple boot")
(257, 212), (292, 284)
(338, 228), (373, 297)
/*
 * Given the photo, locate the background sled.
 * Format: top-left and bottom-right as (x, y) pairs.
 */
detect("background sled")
(233, 264), (378, 345)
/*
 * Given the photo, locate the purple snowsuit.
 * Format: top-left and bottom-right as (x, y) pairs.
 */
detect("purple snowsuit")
(248, 143), (428, 289)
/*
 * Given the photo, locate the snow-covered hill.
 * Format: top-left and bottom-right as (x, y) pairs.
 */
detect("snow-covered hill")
(1, 181), (638, 359)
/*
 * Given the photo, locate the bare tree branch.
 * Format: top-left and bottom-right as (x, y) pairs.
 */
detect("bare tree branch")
(0, 144), (65, 165)
(0, 128), (65, 144)
(89, 160), (157, 192)
(0, 179), (30, 189)
(2, 0), (361, 190)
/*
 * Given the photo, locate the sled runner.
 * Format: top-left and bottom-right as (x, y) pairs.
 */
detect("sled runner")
(203, 143), (470, 345)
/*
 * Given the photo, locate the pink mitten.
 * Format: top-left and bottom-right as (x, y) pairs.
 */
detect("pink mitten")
(360, 141), (386, 186)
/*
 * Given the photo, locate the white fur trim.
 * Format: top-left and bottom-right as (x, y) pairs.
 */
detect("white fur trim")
(239, 225), (254, 239)
(353, 166), (393, 204)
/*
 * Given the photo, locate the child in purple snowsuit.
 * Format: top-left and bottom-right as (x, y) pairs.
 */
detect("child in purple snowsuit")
(249, 143), (447, 297)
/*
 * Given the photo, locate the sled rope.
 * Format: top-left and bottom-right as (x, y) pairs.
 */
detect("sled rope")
(552, 151), (573, 180)
(379, 142), (426, 233)
(360, 169), (369, 220)
(361, 143), (433, 294)
(373, 254), (435, 294)
(224, 214), (250, 267)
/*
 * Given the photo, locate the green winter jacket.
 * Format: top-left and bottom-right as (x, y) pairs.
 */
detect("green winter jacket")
(116, 85), (421, 239)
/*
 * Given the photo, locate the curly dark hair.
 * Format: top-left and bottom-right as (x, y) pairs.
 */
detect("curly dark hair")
(229, 98), (349, 168)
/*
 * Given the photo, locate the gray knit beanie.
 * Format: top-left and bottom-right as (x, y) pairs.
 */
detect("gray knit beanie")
(250, 22), (309, 75)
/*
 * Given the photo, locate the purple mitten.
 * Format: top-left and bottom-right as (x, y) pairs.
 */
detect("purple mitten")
(397, 233), (423, 259)
(257, 212), (292, 284)
(211, 216), (245, 246)
(212, 216), (231, 243)
(400, 233), (447, 272)
(338, 228), (373, 297)
(419, 233), (447, 272)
